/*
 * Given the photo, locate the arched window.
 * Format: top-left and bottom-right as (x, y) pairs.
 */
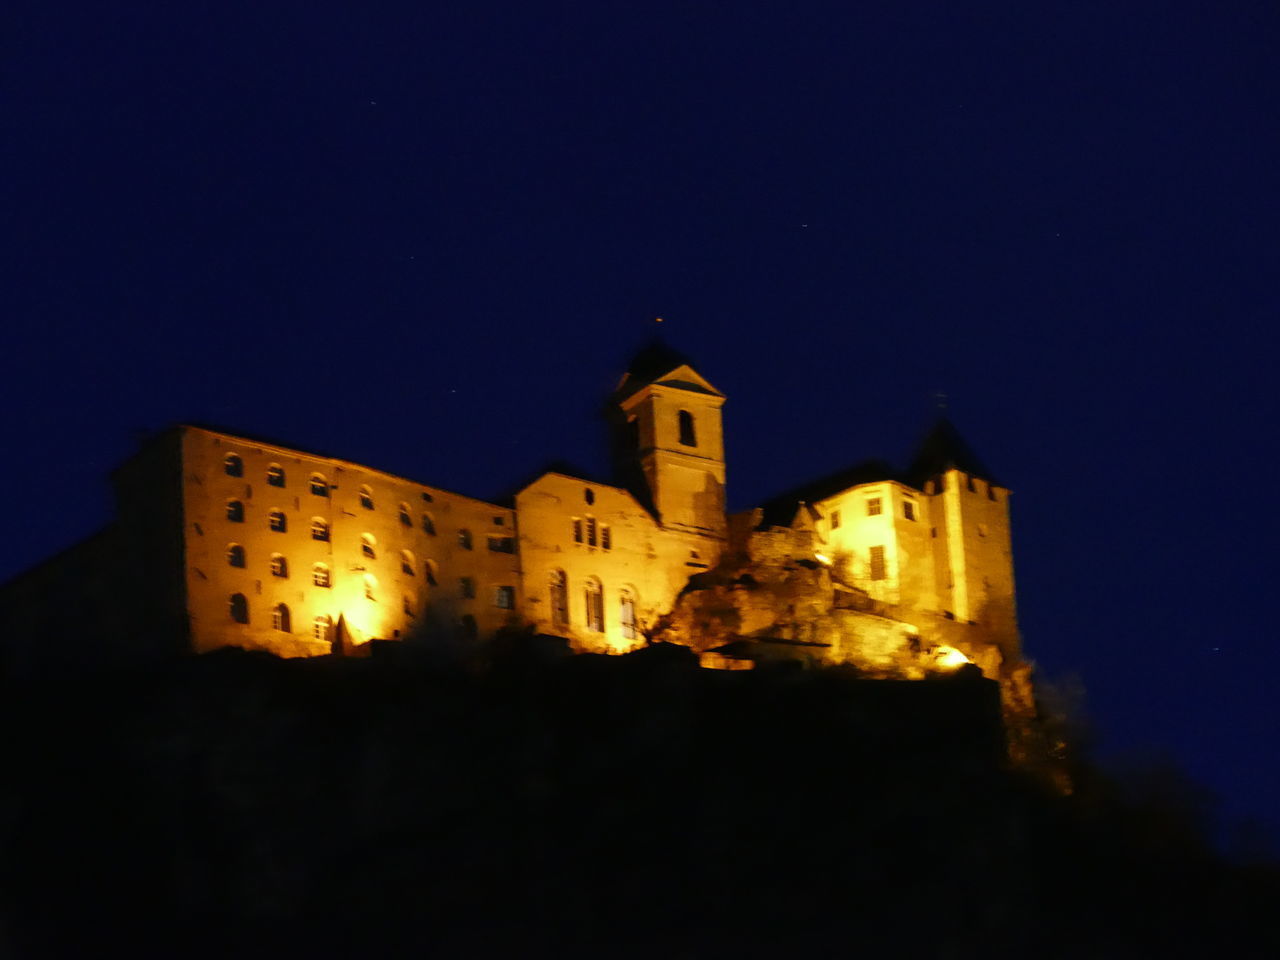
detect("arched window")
(678, 409), (697, 447)
(400, 550), (415, 576)
(361, 533), (376, 559)
(584, 577), (604, 633)
(227, 544), (245, 568)
(398, 503), (412, 526)
(458, 529), (473, 550)
(310, 474), (329, 497)
(549, 569), (569, 627)
(224, 453), (243, 477)
(424, 559), (438, 586)
(272, 603), (291, 632)
(313, 614), (332, 641)
(363, 573), (377, 600)
(422, 512), (436, 535)
(226, 499), (244, 523)
(311, 518), (329, 541)
(359, 485), (374, 510)
(229, 593), (249, 624)
(313, 563), (330, 588)
(269, 510), (287, 532)
(266, 464), (286, 487)
(619, 587), (638, 640)
(270, 554), (288, 578)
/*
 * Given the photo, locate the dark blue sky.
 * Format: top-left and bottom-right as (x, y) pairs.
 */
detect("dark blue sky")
(4, 2), (1277, 840)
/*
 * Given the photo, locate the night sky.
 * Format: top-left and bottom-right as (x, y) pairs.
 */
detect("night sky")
(5, 4), (1277, 843)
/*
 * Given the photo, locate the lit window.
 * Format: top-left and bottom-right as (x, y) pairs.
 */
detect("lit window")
(361, 534), (376, 559)
(495, 585), (515, 609)
(869, 545), (886, 581)
(487, 536), (515, 553)
(573, 518), (583, 543)
(903, 501), (916, 521)
(313, 563), (330, 587)
(601, 526), (611, 551)
(226, 499), (244, 523)
(310, 474), (328, 497)
(359, 485), (374, 510)
(266, 464), (285, 488)
(867, 498), (882, 517)
(311, 518), (329, 541)
(678, 410), (696, 447)
(619, 587), (637, 640)
(269, 510), (287, 532)
(584, 578), (604, 633)
(587, 516), (597, 547)
(398, 503), (412, 526)
(422, 513), (436, 535)
(458, 529), (473, 550)
(272, 603), (291, 632)
(831, 509), (841, 530)
(401, 550), (415, 576)
(229, 593), (249, 623)
(549, 570), (569, 627)
(424, 559), (438, 586)
(461, 576), (476, 599)
(313, 614), (332, 640)
(224, 454), (243, 477)
(363, 573), (377, 600)
(227, 544), (245, 568)
(270, 554), (288, 578)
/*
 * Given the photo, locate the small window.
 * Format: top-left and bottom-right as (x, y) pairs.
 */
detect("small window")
(495, 585), (515, 609)
(487, 536), (514, 553)
(584, 488), (595, 505)
(421, 491), (434, 502)
(363, 573), (377, 600)
(403, 595), (413, 615)
(493, 515), (505, 526)
(461, 576), (476, 599)
(310, 474), (328, 497)
(229, 593), (249, 623)
(227, 544), (245, 568)
(361, 533), (377, 559)
(619, 587), (637, 640)
(267, 464), (285, 488)
(601, 526), (611, 551)
(424, 559), (438, 586)
(359, 485), (374, 510)
(270, 554), (288, 578)
(903, 501), (916, 521)
(678, 410), (696, 447)
(398, 503), (412, 526)
(866, 498), (882, 517)
(313, 614), (332, 641)
(313, 563), (331, 587)
(224, 454), (243, 478)
(584, 578), (604, 633)
(549, 570), (569, 627)
(586, 516), (597, 547)
(572, 518), (583, 543)
(869, 545), (886, 581)
(458, 529), (473, 550)
(269, 510), (287, 533)
(401, 550), (415, 576)
(311, 518), (329, 541)
(226, 499), (245, 523)
(966, 475), (976, 493)
(830, 509), (841, 530)
(272, 603), (291, 632)
(422, 512), (436, 535)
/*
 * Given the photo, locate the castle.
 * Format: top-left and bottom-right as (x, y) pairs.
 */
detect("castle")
(0, 342), (1024, 688)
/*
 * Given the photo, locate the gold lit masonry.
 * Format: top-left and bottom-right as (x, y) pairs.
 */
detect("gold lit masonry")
(0, 343), (1027, 703)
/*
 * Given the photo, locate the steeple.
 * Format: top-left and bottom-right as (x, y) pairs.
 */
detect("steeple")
(907, 416), (1001, 489)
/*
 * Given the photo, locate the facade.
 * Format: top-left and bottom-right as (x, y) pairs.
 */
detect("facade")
(0, 344), (1021, 678)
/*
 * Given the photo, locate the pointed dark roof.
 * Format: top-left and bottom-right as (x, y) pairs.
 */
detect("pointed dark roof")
(624, 338), (695, 384)
(907, 416), (1001, 487)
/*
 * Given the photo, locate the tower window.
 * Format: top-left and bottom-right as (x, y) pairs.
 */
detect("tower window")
(966, 475), (976, 492)
(398, 503), (412, 526)
(401, 550), (416, 576)
(601, 526), (611, 551)
(678, 410), (696, 447)
(866, 498), (882, 517)
(227, 544), (245, 568)
(310, 474), (328, 497)
(359, 485), (374, 510)
(229, 593), (249, 624)
(572, 518), (583, 543)
(831, 509), (841, 530)
(869, 545), (886, 581)
(422, 513), (436, 535)
(461, 576), (476, 599)
(361, 533), (377, 559)
(619, 587), (637, 640)
(584, 578), (604, 633)
(550, 570), (569, 627)
(269, 510), (287, 533)
(270, 554), (288, 578)
(403, 595), (413, 615)
(224, 453), (244, 477)
(311, 518), (329, 541)
(226, 499), (245, 523)
(266, 465), (286, 488)
(903, 501), (916, 521)
(313, 563), (331, 588)
(363, 573), (377, 600)
(487, 536), (515, 553)
(272, 603), (291, 632)
(495, 585), (515, 609)
(421, 491), (434, 502)
(313, 614), (332, 641)
(458, 529), (473, 550)
(584, 488), (595, 505)
(424, 559), (438, 586)
(586, 516), (597, 547)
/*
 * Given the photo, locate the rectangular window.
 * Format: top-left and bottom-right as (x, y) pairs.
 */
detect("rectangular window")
(573, 518), (583, 543)
(601, 526), (611, 551)
(587, 516), (598, 547)
(493, 516), (505, 526)
(495, 586), (515, 609)
(867, 498), (882, 516)
(487, 536), (515, 553)
(830, 509), (841, 530)
(460, 577), (476, 599)
(903, 501), (916, 521)
(869, 545), (886, 581)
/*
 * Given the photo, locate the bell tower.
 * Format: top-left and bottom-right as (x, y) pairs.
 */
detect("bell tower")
(612, 341), (727, 541)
